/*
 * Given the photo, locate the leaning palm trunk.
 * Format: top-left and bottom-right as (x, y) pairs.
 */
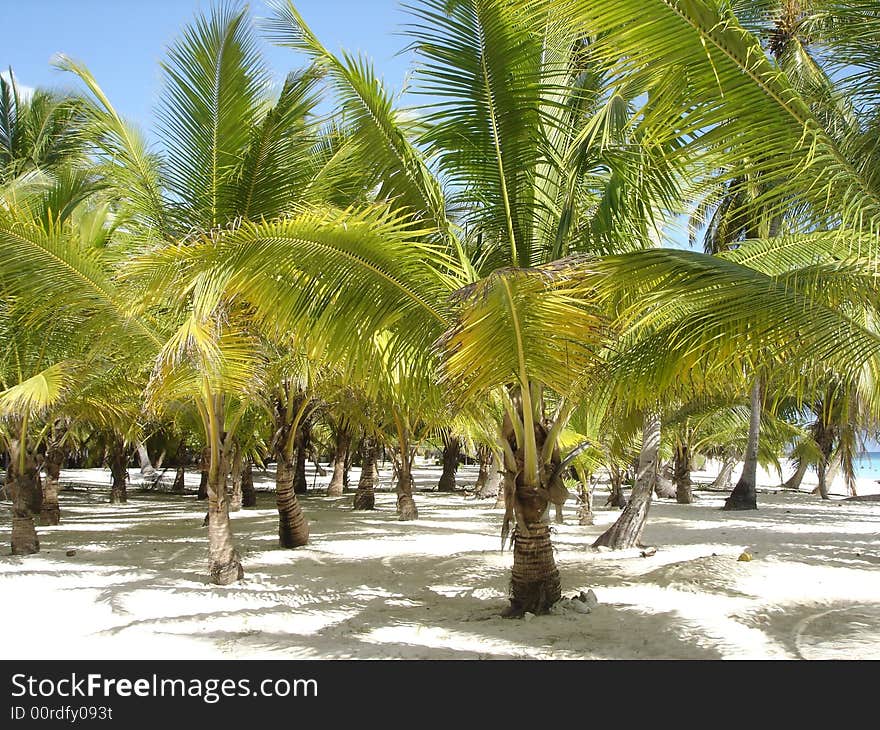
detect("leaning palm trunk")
(108, 438), (128, 504)
(655, 462), (677, 499)
(327, 426), (350, 497)
(724, 379), (761, 511)
(594, 412), (661, 549)
(780, 458), (809, 491)
(135, 440), (157, 480)
(673, 444), (693, 504)
(353, 439), (377, 510)
(206, 449), (243, 584)
(497, 384), (571, 617)
(8, 438), (41, 555)
(711, 457), (737, 490)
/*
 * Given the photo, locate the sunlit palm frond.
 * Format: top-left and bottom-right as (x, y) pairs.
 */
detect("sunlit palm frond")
(264, 0), (448, 231)
(0, 362), (75, 417)
(570, 0), (880, 239)
(437, 260), (605, 401)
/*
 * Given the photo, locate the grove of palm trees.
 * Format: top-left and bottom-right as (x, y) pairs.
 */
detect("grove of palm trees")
(2, 0), (880, 660)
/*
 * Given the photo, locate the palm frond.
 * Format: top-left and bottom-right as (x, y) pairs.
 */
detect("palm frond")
(264, 0), (448, 231)
(570, 0), (880, 239)
(158, 2), (272, 229)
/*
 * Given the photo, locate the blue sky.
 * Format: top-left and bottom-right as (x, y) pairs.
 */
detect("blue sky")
(2, 0), (696, 248)
(2, 0), (414, 132)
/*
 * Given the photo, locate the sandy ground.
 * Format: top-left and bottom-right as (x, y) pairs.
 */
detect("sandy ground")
(1, 460), (879, 660)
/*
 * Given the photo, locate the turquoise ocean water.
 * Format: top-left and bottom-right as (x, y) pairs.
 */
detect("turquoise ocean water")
(854, 452), (880, 480)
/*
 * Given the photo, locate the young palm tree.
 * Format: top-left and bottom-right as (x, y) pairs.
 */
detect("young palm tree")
(54, 4), (369, 582)
(134, 0), (690, 613)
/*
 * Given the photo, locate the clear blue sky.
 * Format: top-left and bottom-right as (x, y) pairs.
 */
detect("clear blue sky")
(2, 0), (697, 249)
(1, 0), (414, 133)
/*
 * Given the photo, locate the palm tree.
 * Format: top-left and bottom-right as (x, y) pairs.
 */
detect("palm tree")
(0, 70), (86, 183)
(0, 162), (148, 550)
(257, 0), (672, 613)
(51, 4), (367, 582)
(137, 0), (731, 614)
(0, 362), (67, 554)
(6, 0), (880, 619)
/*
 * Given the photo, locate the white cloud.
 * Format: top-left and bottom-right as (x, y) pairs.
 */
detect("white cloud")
(0, 70), (34, 99)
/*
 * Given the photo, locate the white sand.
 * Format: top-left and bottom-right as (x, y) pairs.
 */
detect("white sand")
(699, 457), (880, 498)
(1, 460), (878, 660)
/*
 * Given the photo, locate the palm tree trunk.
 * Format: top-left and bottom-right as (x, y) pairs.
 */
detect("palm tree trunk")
(655, 461), (677, 498)
(594, 411), (661, 549)
(276, 454), (309, 548)
(197, 447), (209, 500)
(437, 435), (460, 492)
(353, 439), (377, 510)
(606, 463), (627, 508)
(172, 465), (186, 494)
(135, 440), (156, 479)
(229, 447), (243, 512)
(343, 445), (352, 488)
(724, 378), (761, 511)
(109, 438), (128, 504)
(780, 458), (809, 490)
(711, 457), (737, 490)
(473, 446), (489, 493)
(815, 430), (836, 499)
(673, 444), (693, 504)
(206, 449), (243, 584)
(241, 459), (256, 507)
(396, 446), (418, 520)
(327, 426), (350, 497)
(8, 438), (41, 555)
(577, 478), (594, 525)
(508, 523), (561, 616)
(476, 449), (502, 498)
(0, 451), (10, 501)
(293, 420), (309, 495)
(493, 469), (507, 508)
(40, 434), (64, 525)
(501, 385), (564, 617)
